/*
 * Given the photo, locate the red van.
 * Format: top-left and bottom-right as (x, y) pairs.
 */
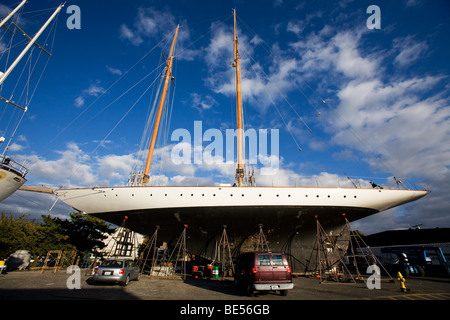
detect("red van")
(234, 252), (294, 296)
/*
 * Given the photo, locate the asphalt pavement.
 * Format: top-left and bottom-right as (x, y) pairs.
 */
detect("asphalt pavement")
(1, 270), (449, 317)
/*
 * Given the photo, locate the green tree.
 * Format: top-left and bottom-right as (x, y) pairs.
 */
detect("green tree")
(45, 212), (114, 256)
(0, 213), (42, 259)
(38, 215), (77, 253)
(1, 212), (114, 264)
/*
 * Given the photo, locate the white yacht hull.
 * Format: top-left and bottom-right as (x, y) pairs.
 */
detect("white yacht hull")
(55, 186), (428, 215)
(55, 186), (429, 272)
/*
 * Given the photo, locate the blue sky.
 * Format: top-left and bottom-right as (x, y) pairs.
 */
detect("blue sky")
(0, 0), (449, 234)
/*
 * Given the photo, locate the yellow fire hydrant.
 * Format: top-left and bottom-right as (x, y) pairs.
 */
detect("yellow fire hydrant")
(397, 271), (408, 292)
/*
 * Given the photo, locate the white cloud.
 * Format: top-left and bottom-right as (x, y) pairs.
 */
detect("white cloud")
(14, 143), (137, 188)
(134, 7), (173, 38)
(14, 141), (226, 188)
(74, 96), (85, 107)
(190, 93), (217, 112)
(393, 36), (428, 67)
(0, 190), (73, 221)
(119, 24), (143, 46)
(405, 0), (423, 7)
(273, 0), (283, 7)
(287, 20), (305, 35)
(119, 7), (198, 61)
(291, 28), (379, 80)
(331, 75), (450, 180)
(204, 21), (234, 68)
(254, 166), (368, 188)
(74, 83), (105, 108)
(106, 65), (123, 76)
(20, 143), (98, 187)
(288, 24), (449, 186)
(83, 83), (105, 97)
(286, 11), (323, 36)
(332, 32), (378, 79)
(203, 21), (301, 112)
(0, 4), (12, 16)
(169, 175), (213, 186)
(280, 21), (449, 233)
(98, 154), (139, 182)
(7, 142), (24, 152)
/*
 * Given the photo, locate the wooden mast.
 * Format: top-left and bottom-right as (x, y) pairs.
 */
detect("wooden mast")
(233, 9), (244, 186)
(142, 25), (179, 185)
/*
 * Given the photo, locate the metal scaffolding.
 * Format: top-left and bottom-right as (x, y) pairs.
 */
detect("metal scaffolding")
(309, 216), (355, 283)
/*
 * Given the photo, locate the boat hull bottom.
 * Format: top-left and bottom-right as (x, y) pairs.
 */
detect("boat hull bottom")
(91, 205), (378, 273)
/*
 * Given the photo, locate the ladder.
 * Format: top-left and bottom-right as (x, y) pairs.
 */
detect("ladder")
(95, 216), (139, 259)
(85, 216), (139, 275)
(41, 250), (78, 273)
(113, 229), (135, 257)
(40, 250), (62, 274)
(56, 250), (77, 272)
(110, 216), (138, 258)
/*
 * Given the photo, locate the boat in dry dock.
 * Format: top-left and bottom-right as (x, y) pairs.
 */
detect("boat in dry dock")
(25, 10), (429, 272)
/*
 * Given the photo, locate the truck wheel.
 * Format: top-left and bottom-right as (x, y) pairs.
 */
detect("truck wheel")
(403, 267), (410, 278)
(280, 290), (288, 296)
(245, 284), (254, 296)
(415, 265), (425, 277)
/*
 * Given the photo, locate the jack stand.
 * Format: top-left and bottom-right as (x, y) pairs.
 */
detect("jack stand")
(164, 224), (188, 280)
(212, 225), (235, 279)
(138, 225), (160, 276)
(258, 224), (270, 251)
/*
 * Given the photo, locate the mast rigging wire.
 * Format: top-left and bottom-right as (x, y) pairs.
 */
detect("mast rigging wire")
(65, 71), (164, 185)
(1, 7), (60, 156)
(238, 46), (304, 152)
(64, 28), (178, 186)
(43, 34), (171, 151)
(234, 13), (410, 187)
